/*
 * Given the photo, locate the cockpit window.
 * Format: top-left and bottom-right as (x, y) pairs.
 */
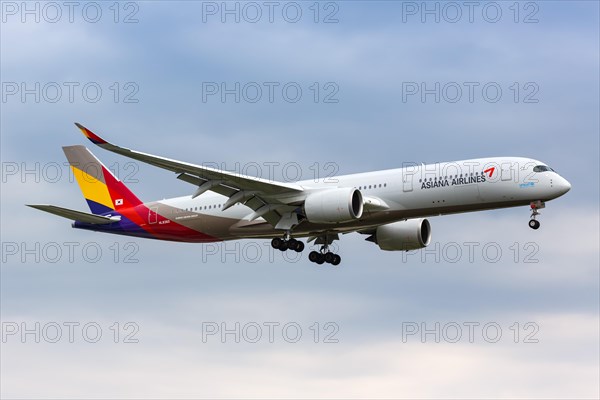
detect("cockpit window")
(533, 165), (554, 172)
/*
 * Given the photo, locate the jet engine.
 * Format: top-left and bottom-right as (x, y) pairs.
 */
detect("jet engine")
(304, 188), (363, 223)
(370, 219), (432, 251)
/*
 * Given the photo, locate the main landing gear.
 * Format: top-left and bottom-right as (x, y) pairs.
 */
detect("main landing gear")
(271, 232), (342, 266)
(308, 245), (341, 266)
(528, 200), (545, 230)
(271, 237), (305, 253)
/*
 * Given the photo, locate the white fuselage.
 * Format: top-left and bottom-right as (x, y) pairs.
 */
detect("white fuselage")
(154, 157), (571, 240)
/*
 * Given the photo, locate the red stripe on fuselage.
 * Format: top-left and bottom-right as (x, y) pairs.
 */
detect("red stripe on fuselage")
(136, 204), (220, 242)
(101, 166), (218, 242)
(113, 203), (220, 242)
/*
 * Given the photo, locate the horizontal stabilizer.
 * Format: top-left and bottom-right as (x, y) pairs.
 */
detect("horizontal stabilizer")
(27, 204), (121, 225)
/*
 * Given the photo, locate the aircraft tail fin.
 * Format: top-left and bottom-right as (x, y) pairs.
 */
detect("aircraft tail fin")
(62, 145), (143, 214)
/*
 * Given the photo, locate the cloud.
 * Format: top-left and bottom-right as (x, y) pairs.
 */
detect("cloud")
(2, 313), (597, 398)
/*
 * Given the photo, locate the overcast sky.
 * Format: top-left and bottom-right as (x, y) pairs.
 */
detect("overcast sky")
(1, 1), (599, 398)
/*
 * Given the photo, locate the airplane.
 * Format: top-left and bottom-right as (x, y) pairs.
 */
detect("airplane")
(27, 123), (571, 265)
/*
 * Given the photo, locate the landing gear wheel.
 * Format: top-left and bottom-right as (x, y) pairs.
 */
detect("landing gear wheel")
(324, 252), (335, 264)
(287, 239), (298, 251)
(273, 236), (304, 252)
(307, 237), (342, 265)
(278, 241), (289, 251)
(309, 251), (320, 263)
(529, 219), (540, 230)
(315, 253), (325, 265)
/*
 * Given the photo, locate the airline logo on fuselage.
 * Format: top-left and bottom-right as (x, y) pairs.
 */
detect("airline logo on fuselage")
(419, 166), (495, 190)
(421, 174), (486, 190)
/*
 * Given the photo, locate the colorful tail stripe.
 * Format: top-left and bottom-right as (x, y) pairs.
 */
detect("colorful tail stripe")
(63, 145), (142, 214)
(63, 127), (221, 243)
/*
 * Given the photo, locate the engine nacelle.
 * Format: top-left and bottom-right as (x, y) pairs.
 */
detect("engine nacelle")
(373, 219), (432, 251)
(304, 188), (363, 223)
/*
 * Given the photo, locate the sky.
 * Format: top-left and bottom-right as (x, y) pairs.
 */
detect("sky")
(1, 1), (599, 398)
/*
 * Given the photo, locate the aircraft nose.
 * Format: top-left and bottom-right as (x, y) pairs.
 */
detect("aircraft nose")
(555, 176), (571, 196)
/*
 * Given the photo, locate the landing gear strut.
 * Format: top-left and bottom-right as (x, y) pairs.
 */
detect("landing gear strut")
(308, 244), (341, 266)
(528, 201), (545, 230)
(271, 236), (305, 253)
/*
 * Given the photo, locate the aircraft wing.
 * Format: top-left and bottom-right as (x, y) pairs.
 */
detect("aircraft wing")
(74, 123), (306, 227)
(26, 204), (121, 225)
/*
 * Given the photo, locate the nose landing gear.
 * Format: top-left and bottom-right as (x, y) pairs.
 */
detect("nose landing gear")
(528, 219), (540, 230)
(528, 201), (545, 230)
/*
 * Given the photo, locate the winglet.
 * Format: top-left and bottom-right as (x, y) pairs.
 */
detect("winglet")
(74, 122), (108, 145)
